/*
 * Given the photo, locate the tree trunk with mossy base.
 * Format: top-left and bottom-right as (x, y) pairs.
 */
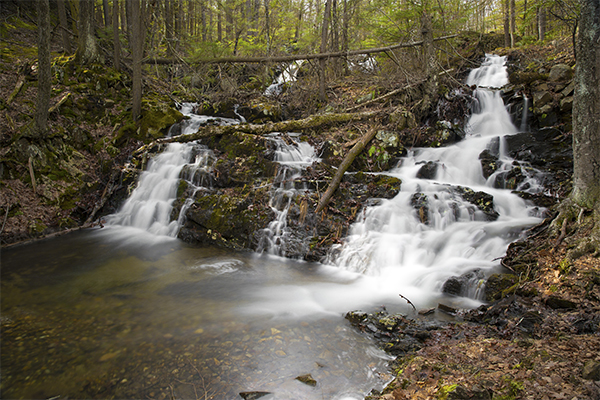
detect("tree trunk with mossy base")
(552, 0), (600, 258)
(76, 0), (102, 64)
(35, 0), (51, 137)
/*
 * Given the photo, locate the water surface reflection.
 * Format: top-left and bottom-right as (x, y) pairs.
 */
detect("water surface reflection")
(1, 229), (392, 399)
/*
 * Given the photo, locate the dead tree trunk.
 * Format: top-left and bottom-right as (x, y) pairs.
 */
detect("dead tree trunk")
(315, 126), (379, 213)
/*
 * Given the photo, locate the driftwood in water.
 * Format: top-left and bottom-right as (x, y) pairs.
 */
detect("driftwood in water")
(143, 35), (458, 65)
(315, 126), (379, 213)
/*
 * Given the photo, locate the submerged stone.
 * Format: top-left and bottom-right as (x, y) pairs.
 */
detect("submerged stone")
(295, 373), (317, 387)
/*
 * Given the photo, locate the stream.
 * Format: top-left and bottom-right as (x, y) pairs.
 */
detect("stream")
(1, 55), (543, 400)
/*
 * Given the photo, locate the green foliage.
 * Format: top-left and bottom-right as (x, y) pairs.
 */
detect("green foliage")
(437, 383), (459, 400)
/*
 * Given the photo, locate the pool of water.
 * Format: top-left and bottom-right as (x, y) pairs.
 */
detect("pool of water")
(1, 228), (394, 400)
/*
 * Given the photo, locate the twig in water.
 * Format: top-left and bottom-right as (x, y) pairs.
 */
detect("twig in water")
(399, 293), (417, 313)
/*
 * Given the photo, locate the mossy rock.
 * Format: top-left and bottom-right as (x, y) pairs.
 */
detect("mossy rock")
(180, 186), (272, 248)
(140, 99), (184, 140)
(485, 273), (518, 301)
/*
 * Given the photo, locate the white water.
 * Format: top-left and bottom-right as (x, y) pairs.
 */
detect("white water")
(257, 133), (320, 257)
(104, 104), (224, 238)
(317, 55), (543, 308)
(265, 60), (306, 96)
(104, 56), (542, 317)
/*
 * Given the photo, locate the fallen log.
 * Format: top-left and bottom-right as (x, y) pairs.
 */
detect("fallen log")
(315, 126), (379, 213)
(7, 75), (25, 105)
(151, 110), (381, 147)
(143, 34), (458, 65)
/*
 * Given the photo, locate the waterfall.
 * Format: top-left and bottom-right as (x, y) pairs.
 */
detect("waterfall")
(257, 133), (319, 257)
(328, 55), (543, 306)
(264, 60), (306, 96)
(104, 104), (227, 237)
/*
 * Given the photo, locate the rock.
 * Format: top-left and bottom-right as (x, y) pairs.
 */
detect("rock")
(389, 108), (416, 129)
(438, 303), (458, 315)
(502, 128), (573, 198)
(533, 91), (553, 108)
(411, 193), (429, 224)
(545, 295), (577, 310)
(442, 269), (485, 297)
(485, 273), (518, 302)
(345, 311), (368, 325)
(239, 391), (272, 400)
(582, 360), (600, 381)
(446, 385), (474, 399)
(295, 373), (317, 387)
(560, 96), (573, 112)
(561, 81), (575, 97)
(416, 161), (438, 179)
(518, 311), (543, 334)
(454, 186), (499, 220)
(509, 71), (546, 85)
(548, 64), (573, 82)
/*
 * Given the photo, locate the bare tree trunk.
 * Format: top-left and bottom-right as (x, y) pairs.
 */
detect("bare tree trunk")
(510, 0), (516, 47)
(319, 0), (332, 101)
(294, 0), (303, 42)
(120, 0), (127, 33)
(57, 0), (72, 54)
(264, 0), (271, 54)
(217, 9), (222, 41)
(130, 0), (143, 122)
(538, 7), (546, 41)
(113, 0), (121, 70)
(225, 0), (233, 40)
(103, 0), (111, 27)
(165, 0), (174, 56)
(36, 0), (51, 137)
(571, 0), (600, 216)
(341, 0), (349, 75)
(503, 0), (510, 47)
(76, 0), (102, 64)
(331, 0), (340, 76)
(189, 0), (195, 35)
(201, 0), (207, 40)
(316, 126), (379, 213)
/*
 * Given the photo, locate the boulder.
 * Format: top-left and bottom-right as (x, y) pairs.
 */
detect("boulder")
(548, 64), (573, 82)
(582, 360), (600, 381)
(416, 161), (439, 179)
(411, 193), (429, 224)
(545, 295), (577, 310)
(533, 91), (553, 108)
(442, 269), (485, 297)
(485, 273), (518, 302)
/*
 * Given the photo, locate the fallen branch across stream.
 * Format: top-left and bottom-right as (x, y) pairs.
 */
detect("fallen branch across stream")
(135, 110), (382, 154)
(315, 126), (379, 213)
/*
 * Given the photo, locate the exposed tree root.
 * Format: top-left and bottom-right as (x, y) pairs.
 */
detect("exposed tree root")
(550, 198), (600, 260)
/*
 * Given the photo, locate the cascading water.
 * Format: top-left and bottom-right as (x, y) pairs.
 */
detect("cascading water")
(257, 133), (319, 257)
(327, 55), (544, 307)
(264, 60), (306, 96)
(104, 103), (230, 237)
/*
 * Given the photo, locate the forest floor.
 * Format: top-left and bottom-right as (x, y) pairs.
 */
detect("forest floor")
(1, 12), (599, 400)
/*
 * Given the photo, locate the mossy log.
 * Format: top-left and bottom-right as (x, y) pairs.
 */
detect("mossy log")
(315, 126), (380, 213)
(137, 110), (381, 152)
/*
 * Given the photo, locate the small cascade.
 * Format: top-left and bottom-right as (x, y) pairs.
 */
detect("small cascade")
(257, 133), (319, 257)
(105, 104), (227, 237)
(264, 60), (306, 96)
(520, 94), (529, 132)
(328, 55), (543, 307)
(175, 145), (217, 227)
